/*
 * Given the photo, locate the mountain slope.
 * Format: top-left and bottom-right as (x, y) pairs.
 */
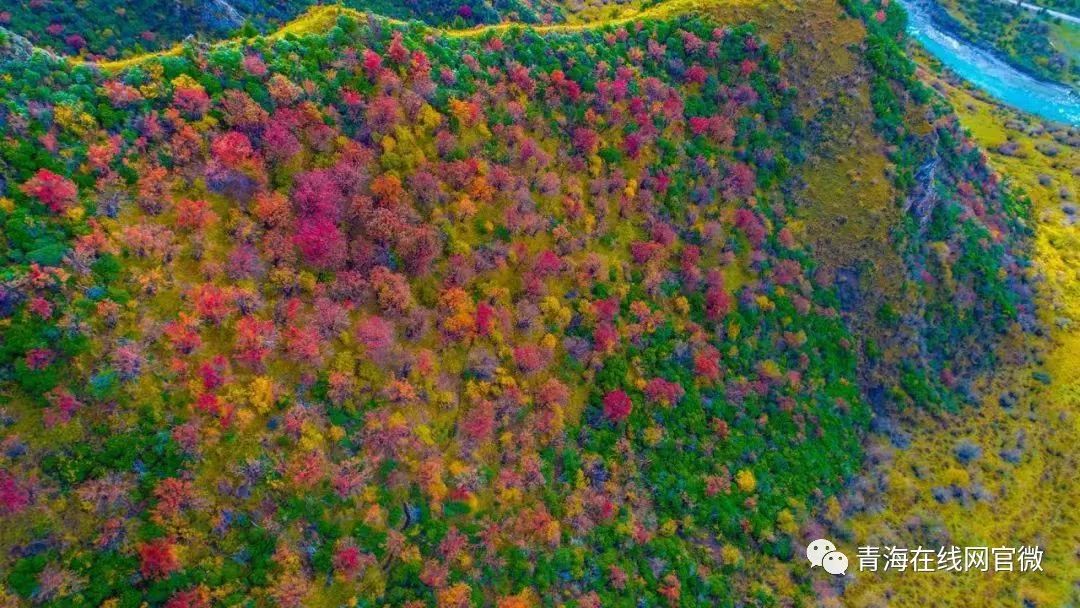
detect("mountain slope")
(0, 0), (1036, 606)
(841, 69), (1080, 608)
(0, 0), (566, 60)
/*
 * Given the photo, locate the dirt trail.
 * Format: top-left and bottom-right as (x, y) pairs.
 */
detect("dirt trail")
(989, 0), (1080, 25)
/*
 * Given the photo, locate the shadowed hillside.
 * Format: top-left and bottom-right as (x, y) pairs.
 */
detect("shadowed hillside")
(837, 63), (1080, 608)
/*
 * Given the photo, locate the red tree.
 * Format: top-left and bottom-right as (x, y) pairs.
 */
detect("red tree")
(165, 587), (211, 608)
(210, 131), (254, 168)
(602, 390), (633, 422)
(645, 378), (685, 407)
(21, 169), (78, 213)
(293, 216), (346, 270)
(139, 538), (180, 579)
(356, 315), (395, 354)
(0, 470), (30, 515)
(724, 163), (756, 199)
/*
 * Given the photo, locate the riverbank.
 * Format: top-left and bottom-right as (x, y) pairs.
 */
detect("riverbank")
(988, 0), (1080, 25)
(903, 0), (1078, 92)
(897, 0), (1080, 124)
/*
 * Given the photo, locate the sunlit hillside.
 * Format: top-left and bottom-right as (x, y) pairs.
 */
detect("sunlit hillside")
(0, 0), (1074, 607)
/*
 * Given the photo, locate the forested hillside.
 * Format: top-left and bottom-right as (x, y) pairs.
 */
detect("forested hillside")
(0, 0), (1050, 606)
(0, 0), (565, 59)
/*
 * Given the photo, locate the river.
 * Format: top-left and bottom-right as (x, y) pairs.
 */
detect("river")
(897, 0), (1080, 125)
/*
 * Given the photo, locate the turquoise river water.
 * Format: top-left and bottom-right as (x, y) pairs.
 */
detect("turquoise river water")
(898, 0), (1080, 126)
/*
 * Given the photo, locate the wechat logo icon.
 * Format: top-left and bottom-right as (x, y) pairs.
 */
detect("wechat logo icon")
(807, 539), (849, 575)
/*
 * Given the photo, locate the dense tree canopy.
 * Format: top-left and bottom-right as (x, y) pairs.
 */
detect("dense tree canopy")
(0, 1), (1034, 606)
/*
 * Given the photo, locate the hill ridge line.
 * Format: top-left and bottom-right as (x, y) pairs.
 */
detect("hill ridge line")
(81, 0), (769, 72)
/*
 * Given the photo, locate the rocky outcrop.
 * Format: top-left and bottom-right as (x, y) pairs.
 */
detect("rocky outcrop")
(171, 0), (245, 33)
(905, 156), (940, 230)
(0, 27), (47, 64)
(200, 0), (246, 30)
